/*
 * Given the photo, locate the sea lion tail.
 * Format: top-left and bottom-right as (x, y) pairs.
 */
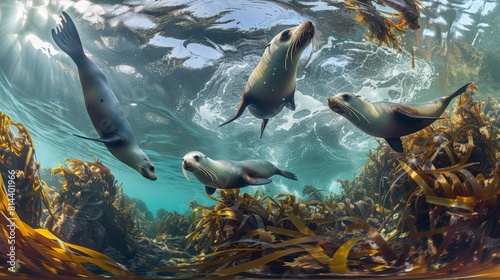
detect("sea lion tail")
(52, 11), (85, 64)
(447, 82), (474, 100)
(278, 169), (298, 181)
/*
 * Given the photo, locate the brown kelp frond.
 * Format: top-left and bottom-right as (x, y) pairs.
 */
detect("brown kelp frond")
(380, 0), (422, 30)
(0, 112), (53, 227)
(345, 0), (422, 51)
(0, 173), (132, 278)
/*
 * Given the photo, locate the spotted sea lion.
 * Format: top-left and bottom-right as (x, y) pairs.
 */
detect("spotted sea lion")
(181, 151), (297, 195)
(52, 12), (157, 180)
(219, 21), (315, 138)
(327, 82), (475, 152)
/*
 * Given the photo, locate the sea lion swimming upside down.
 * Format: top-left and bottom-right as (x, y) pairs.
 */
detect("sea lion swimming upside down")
(327, 82), (475, 152)
(182, 151), (298, 195)
(51, 12), (157, 180)
(219, 21), (315, 138)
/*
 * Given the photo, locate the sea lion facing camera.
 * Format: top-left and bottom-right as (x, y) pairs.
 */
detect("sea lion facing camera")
(327, 82), (475, 152)
(51, 12), (157, 180)
(182, 151), (297, 195)
(219, 21), (315, 138)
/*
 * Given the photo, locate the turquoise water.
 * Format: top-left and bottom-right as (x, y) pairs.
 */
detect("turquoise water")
(1, 0), (498, 215)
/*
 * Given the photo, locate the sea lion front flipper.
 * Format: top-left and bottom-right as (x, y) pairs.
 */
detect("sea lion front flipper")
(73, 134), (122, 144)
(284, 91), (296, 111)
(385, 137), (404, 152)
(219, 97), (249, 127)
(260, 119), (269, 139)
(205, 186), (216, 195)
(243, 173), (272, 185)
(395, 107), (442, 121)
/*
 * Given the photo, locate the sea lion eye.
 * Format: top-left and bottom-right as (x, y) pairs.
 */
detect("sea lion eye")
(150, 166), (155, 172)
(341, 94), (351, 101)
(194, 155), (200, 161)
(281, 30), (290, 40)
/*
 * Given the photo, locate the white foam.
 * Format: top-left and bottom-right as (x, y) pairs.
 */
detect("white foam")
(275, 90), (326, 132)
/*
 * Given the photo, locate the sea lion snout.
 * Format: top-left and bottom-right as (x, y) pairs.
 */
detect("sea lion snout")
(294, 21), (315, 48)
(141, 165), (157, 181)
(182, 159), (195, 172)
(327, 96), (343, 113)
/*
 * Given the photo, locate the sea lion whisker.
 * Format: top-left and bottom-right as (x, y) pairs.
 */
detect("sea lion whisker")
(200, 165), (218, 183)
(204, 165), (219, 182)
(338, 102), (361, 122)
(196, 165), (214, 182)
(182, 166), (192, 181)
(194, 165), (209, 180)
(350, 105), (371, 125)
(338, 101), (371, 125)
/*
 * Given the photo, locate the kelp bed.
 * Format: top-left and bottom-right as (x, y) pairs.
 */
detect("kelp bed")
(0, 112), (133, 279)
(156, 86), (500, 278)
(1, 86), (500, 279)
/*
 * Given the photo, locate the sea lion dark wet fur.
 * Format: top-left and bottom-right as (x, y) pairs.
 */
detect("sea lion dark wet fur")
(327, 82), (475, 152)
(182, 151), (297, 195)
(52, 12), (157, 180)
(219, 21), (315, 138)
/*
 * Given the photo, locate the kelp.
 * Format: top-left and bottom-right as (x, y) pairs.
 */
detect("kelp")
(44, 158), (145, 260)
(156, 210), (191, 239)
(345, 0), (422, 51)
(0, 112), (50, 227)
(159, 85), (500, 278)
(0, 113), (133, 278)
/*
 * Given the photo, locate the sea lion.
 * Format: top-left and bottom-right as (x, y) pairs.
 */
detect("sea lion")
(219, 21), (315, 138)
(327, 82), (475, 152)
(181, 151), (297, 195)
(51, 12), (157, 180)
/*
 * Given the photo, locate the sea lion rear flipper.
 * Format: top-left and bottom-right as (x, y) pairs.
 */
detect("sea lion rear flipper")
(73, 134), (122, 144)
(395, 107), (442, 121)
(284, 92), (296, 111)
(278, 169), (298, 180)
(446, 82), (473, 100)
(205, 186), (216, 195)
(385, 137), (404, 152)
(51, 12), (85, 64)
(219, 98), (249, 127)
(243, 174), (272, 185)
(260, 119), (269, 139)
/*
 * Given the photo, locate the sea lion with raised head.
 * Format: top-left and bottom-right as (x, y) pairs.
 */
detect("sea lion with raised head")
(51, 12), (157, 180)
(219, 21), (315, 138)
(182, 151), (297, 195)
(327, 82), (475, 152)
